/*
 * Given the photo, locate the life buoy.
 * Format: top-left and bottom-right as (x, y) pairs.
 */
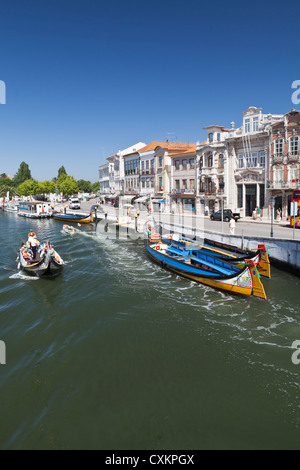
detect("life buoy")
(155, 245), (161, 251)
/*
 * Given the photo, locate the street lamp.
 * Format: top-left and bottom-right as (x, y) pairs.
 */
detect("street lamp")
(270, 197), (275, 238)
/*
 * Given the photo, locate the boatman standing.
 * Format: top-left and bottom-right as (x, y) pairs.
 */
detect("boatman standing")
(28, 233), (37, 259)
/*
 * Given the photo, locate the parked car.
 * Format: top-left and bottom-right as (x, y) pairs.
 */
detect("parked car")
(210, 209), (240, 222)
(69, 198), (81, 210)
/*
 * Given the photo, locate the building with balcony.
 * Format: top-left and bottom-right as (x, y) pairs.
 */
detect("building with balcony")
(269, 109), (300, 217)
(196, 127), (229, 214)
(98, 163), (110, 195)
(170, 146), (197, 213)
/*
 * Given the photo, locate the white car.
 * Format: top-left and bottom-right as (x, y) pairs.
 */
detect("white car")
(69, 198), (81, 210)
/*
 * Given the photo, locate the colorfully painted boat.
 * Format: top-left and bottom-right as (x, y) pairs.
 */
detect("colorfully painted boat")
(145, 236), (267, 300)
(53, 212), (94, 224)
(162, 235), (271, 278)
(18, 241), (64, 277)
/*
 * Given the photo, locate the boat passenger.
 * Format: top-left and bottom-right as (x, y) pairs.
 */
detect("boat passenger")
(28, 229), (37, 239)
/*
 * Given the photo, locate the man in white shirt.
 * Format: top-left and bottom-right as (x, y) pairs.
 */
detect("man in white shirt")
(28, 235), (37, 259)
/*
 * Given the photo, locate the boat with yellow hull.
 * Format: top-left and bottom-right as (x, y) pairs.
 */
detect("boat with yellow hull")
(145, 238), (267, 300)
(162, 235), (271, 279)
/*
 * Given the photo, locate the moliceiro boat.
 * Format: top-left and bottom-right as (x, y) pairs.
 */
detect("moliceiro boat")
(18, 241), (64, 277)
(54, 212), (94, 224)
(162, 235), (271, 279)
(145, 235), (267, 300)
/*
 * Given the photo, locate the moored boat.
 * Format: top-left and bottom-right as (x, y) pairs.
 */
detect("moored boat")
(18, 201), (52, 218)
(5, 201), (19, 212)
(163, 235), (271, 278)
(145, 235), (267, 300)
(18, 241), (64, 277)
(54, 212), (94, 224)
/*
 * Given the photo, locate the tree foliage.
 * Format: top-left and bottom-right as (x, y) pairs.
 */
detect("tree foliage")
(14, 162), (32, 185)
(57, 175), (78, 196)
(77, 179), (92, 192)
(18, 179), (40, 196)
(58, 166), (67, 180)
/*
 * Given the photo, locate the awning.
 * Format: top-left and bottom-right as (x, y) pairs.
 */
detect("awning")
(134, 196), (149, 203)
(120, 195), (135, 200)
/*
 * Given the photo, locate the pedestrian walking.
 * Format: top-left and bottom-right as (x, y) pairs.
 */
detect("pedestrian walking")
(277, 208), (282, 222)
(229, 216), (236, 235)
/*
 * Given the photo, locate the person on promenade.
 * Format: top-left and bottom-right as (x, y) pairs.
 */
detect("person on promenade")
(277, 208), (282, 222)
(229, 216), (236, 235)
(256, 207), (262, 221)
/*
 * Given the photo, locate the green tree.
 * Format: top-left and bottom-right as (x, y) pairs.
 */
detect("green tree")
(18, 179), (40, 196)
(57, 175), (78, 196)
(14, 162), (32, 185)
(92, 182), (100, 193)
(0, 185), (20, 198)
(77, 179), (92, 193)
(0, 173), (7, 178)
(57, 166), (67, 180)
(39, 180), (56, 195)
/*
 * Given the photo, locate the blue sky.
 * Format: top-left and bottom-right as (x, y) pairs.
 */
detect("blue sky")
(0, 0), (299, 183)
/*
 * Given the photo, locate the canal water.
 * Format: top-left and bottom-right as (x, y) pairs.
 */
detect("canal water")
(0, 211), (300, 450)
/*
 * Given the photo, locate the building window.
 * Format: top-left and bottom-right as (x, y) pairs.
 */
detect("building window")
(141, 161), (145, 171)
(146, 160), (150, 170)
(182, 160), (187, 170)
(253, 116), (259, 132)
(189, 158), (195, 169)
(175, 180), (180, 190)
(288, 165), (299, 182)
(238, 154), (244, 168)
(274, 166), (283, 183)
(290, 136), (299, 155)
(245, 118), (251, 133)
(151, 159), (154, 169)
(209, 133), (213, 142)
(218, 177), (224, 192)
(175, 160), (180, 170)
(182, 179), (187, 190)
(158, 156), (163, 168)
(237, 185), (243, 208)
(208, 155), (213, 168)
(260, 151), (266, 167)
(217, 133), (221, 141)
(275, 138), (284, 155)
(246, 153), (252, 168)
(252, 153), (258, 167)
(199, 157), (203, 169)
(190, 179), (195, 190)
(218, 154), (224, 168)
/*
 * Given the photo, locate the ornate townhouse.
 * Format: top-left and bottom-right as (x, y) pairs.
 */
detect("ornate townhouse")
(269, 109), (300, 217)
(196, 107), (283, 217)
(196, 127), (229, 214)
(169, 145), (197, 213)
(152, 141), (197, 211)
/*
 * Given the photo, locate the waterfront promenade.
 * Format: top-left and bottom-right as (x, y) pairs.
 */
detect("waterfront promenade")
(69, 200), (300, 241)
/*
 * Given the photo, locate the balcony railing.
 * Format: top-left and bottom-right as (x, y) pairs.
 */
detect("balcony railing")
(140, 169), (155, 176)
(172, 189), (195, 195)
(268, 181), (299, 190)
(272, 154), (284, 163)
(287, 151), (300, 163)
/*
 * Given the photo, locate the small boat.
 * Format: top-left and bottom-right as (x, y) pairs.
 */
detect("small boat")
(5, 201), (19, 212)
(54, 212), (94, 224)
(18, 241), (64, 277)
(62, 224), (78, 235)
(145, 234), (267, 300)
(163, 235), (271, 278)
